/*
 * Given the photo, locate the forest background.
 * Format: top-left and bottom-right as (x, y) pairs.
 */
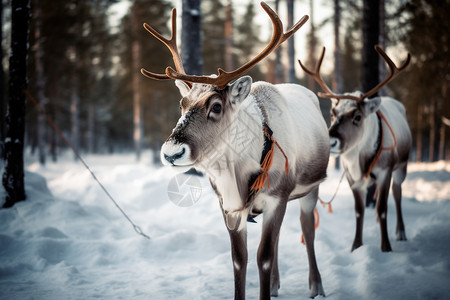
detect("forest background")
(0, 0), (448, 166)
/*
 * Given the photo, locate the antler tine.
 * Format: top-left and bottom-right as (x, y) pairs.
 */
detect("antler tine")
(358, 45), (411, 101)
(300, 45), (411, 103)
(298, 47), (332, 94)
(166, 1), (308, 89)
(298, 47), (362, 100)
(141, 8), (190, 86)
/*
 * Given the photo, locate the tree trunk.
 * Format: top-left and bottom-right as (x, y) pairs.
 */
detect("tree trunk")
(70, 48), (80, 161)
(0, 1), (5, 152)
(287, 0), (295, 83)
(361, 0), (379, 95)
(87, 104), (95, 153)
(333, 0), (341, 170)
(440, 120), (446, 161)
(416, 104), (423, 162)
(182, 0), (202, 75)
(224, 0), (233, 71)
(2, 0), (30, 208)
(332, 0), (341, 93)
(307, 0), (317, 90)
(274, 0), (284, 83)
(34, 0), (47, 165)
(429, 98), (436, 162)
(378, 0), (387, 96)
(132, 2), (143, 161)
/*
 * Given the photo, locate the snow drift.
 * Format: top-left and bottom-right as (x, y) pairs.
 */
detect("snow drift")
(0, 152), (449, 299)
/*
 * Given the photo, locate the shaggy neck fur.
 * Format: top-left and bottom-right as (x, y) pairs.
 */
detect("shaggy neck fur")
(341, 111), (380, 184)
(197, 92), (265, 213)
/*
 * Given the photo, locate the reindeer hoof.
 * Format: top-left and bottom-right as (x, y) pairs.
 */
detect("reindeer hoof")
(351, 242), (362, 252)
(270, 281), (280, 297)
(381, 242), (392, 252)
(396, 230), (407, 241)
(310, 282), (325, 298)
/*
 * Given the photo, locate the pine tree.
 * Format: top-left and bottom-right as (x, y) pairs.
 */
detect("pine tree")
(361, 0), (379, 96)
(32, 0), (47, 165)
(3, 0), (30, 208)
(182, 0), (202, 75)
(287, 0), (296, 83)
(234, 0), (264, 82)
(117, 0), (177, 154)
(0, 0), (4, 150)
(306, 0), (319, 90)
(396, 0), (450, 161)
(201, 0), (226, 75)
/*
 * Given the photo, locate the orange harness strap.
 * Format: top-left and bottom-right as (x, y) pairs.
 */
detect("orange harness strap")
(250, 126), (289, 192)
(301, 207), (320, 245)
(364, 110), (397, 179)
(303, 111), (397, 245)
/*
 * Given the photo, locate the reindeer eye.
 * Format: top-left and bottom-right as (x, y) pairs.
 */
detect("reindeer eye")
(212, 103), (222, 114)
(353, 114), (362, 125)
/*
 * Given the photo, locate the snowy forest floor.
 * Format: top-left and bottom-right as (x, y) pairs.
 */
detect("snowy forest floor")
(0, 151), (449, 300)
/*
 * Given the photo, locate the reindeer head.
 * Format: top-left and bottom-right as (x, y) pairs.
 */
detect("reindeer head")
(141, 2), (308, 167)
(299, 46), (410, 154)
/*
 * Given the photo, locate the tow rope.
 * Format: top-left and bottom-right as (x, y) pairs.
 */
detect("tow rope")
(318, 171), (346, 213)
(23, 88), (151, 240)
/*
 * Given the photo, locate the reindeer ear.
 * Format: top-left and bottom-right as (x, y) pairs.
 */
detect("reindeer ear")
(228, 76), (252, 105)
(361, 97), (381, 116)
(175, 80), (190, 97)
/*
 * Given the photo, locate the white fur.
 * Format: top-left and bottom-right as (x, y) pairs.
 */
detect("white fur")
(160, 142), (192, 166)
(339, 97), (410, 184)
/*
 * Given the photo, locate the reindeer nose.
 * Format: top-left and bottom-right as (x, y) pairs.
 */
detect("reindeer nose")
(164, 147), (186, 165)
(330, 139), (338, 148)
(329, 137), (341, 154)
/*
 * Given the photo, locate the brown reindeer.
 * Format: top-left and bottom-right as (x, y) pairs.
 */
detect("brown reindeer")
(141, 2), (329, 299)
(299, 46), (412, 252)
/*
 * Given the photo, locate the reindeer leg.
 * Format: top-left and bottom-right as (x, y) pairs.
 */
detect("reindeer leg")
(270, 233), (280, 297)
(392, 164), (407, 241)
(350, 187), (366, 252)
(219, 202), (247, 300)
(228, 226), (248, 300)
(376, 171), (393, 252)
(300, 187), (325, 298)
(257, 197), (286, 300)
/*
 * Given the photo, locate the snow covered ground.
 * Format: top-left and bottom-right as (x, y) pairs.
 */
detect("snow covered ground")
(0, 151), (449, 300)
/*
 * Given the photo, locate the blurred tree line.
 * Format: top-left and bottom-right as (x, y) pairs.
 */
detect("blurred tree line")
(0, 0), (448, 164)
(302, 0), (449, 162)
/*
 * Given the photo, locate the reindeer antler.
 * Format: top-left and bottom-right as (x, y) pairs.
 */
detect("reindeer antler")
(299, 45), (411, 102)
(141, 8), (191, 87)
(142, 2), (308, 89)
(297, 47), (335, 96)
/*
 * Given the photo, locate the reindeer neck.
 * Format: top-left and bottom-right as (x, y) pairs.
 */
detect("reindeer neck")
(342, 112), (381, 182)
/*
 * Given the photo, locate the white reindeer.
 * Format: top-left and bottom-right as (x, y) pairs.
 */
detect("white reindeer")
(141, 2), (329, 299)
(299, 46), (412, 252)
